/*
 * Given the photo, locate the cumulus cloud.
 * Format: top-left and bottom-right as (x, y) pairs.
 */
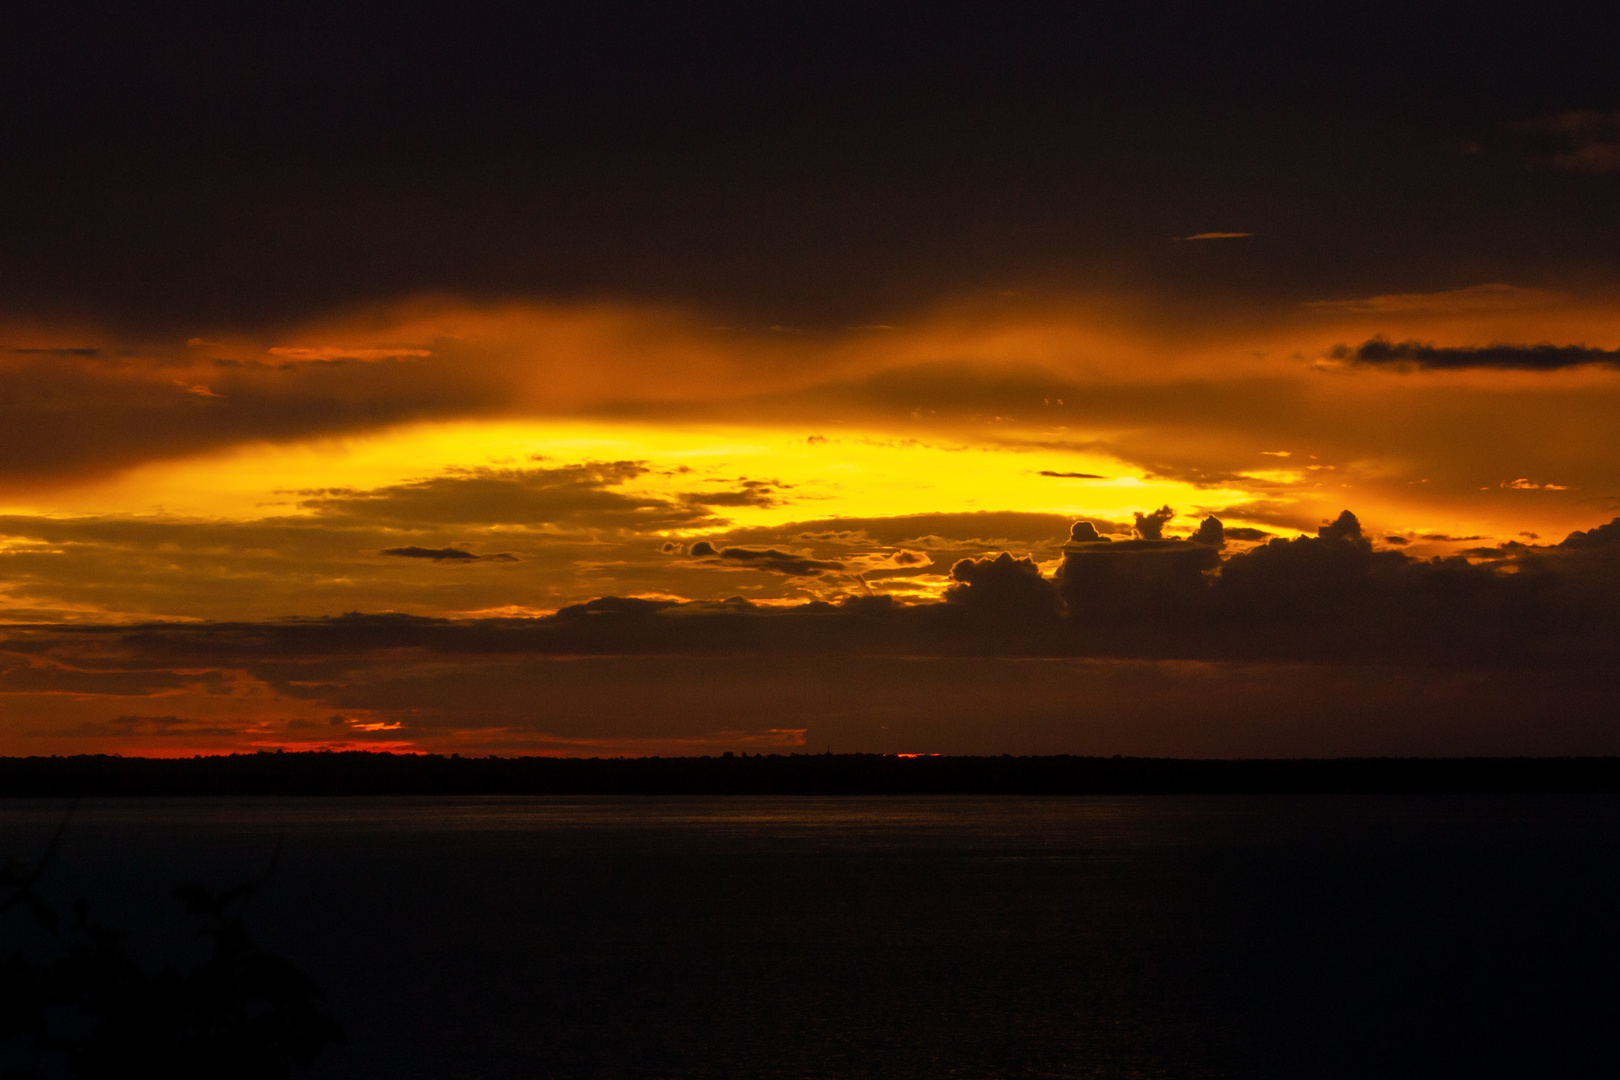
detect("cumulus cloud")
(1190, 516), (1225, 548)
(1069, 522), (1110, 543)
(1333, 337), (1620, 372)
(1560, 518), (1620, 549)
(944, 552), (1061, 618)
(1133, 505), (1176, 540)
(1317, 510), (1371, 549)
(1056, 530), (1220, 628)
(1186, 510), (1620, 663)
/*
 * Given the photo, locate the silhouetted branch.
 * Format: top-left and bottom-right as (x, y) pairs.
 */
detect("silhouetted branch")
(1, 818), (341, 1079)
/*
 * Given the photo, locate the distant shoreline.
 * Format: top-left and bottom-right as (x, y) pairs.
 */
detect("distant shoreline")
(2, 752), (1620, 797)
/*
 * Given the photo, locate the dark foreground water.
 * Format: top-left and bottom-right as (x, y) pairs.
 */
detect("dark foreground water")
(3, 795), (1618, 1079)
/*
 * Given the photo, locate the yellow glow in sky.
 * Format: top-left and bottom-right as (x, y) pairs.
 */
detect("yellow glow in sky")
(13, 418), (1263, 535)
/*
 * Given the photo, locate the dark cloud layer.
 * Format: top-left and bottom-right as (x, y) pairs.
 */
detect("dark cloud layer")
(681, 480), (781, 509)
(6, 5), (1620, 331)
(945, 553), (1061, 619)
(9, 511), (1619, 674)
(1337, 337), (1620, 371)
(697, 546), (846, 578)
(1560, 518), (1620, 549)
(301, 462), (711, 529)
(382, 546), (479, 561)
(724, 511), (1124, 549)
(0, 347), (503, 486)
(1520, 110), (1620, 174)
(9, 511), (1620, 754)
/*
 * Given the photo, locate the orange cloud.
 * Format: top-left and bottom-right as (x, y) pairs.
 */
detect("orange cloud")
(7, 285), (1620, 631)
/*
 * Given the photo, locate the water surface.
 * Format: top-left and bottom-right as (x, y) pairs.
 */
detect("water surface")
(3, 795), (1616, 1078)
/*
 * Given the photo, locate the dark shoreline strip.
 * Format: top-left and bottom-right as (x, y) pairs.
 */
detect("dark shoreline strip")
(2, 752), (1620, 797)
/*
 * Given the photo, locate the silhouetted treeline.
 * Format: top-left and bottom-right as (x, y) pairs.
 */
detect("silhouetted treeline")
(3, 752), (1620, 798)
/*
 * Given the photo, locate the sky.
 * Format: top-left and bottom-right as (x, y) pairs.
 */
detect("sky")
(4, 2), (1620, 757)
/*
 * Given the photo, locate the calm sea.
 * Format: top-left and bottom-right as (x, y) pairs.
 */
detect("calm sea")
(3, 795), (1617, 1079)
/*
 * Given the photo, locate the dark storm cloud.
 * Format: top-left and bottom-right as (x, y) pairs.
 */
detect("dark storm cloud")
(7, 5), (1620, 331)
(1335, 337), (1620, 371)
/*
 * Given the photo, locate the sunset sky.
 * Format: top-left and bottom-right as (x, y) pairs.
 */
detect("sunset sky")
(4, 3), (1620, 757)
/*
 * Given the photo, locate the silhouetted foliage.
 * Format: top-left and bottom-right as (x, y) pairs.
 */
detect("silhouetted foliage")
(1, 816), (341, 1080)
